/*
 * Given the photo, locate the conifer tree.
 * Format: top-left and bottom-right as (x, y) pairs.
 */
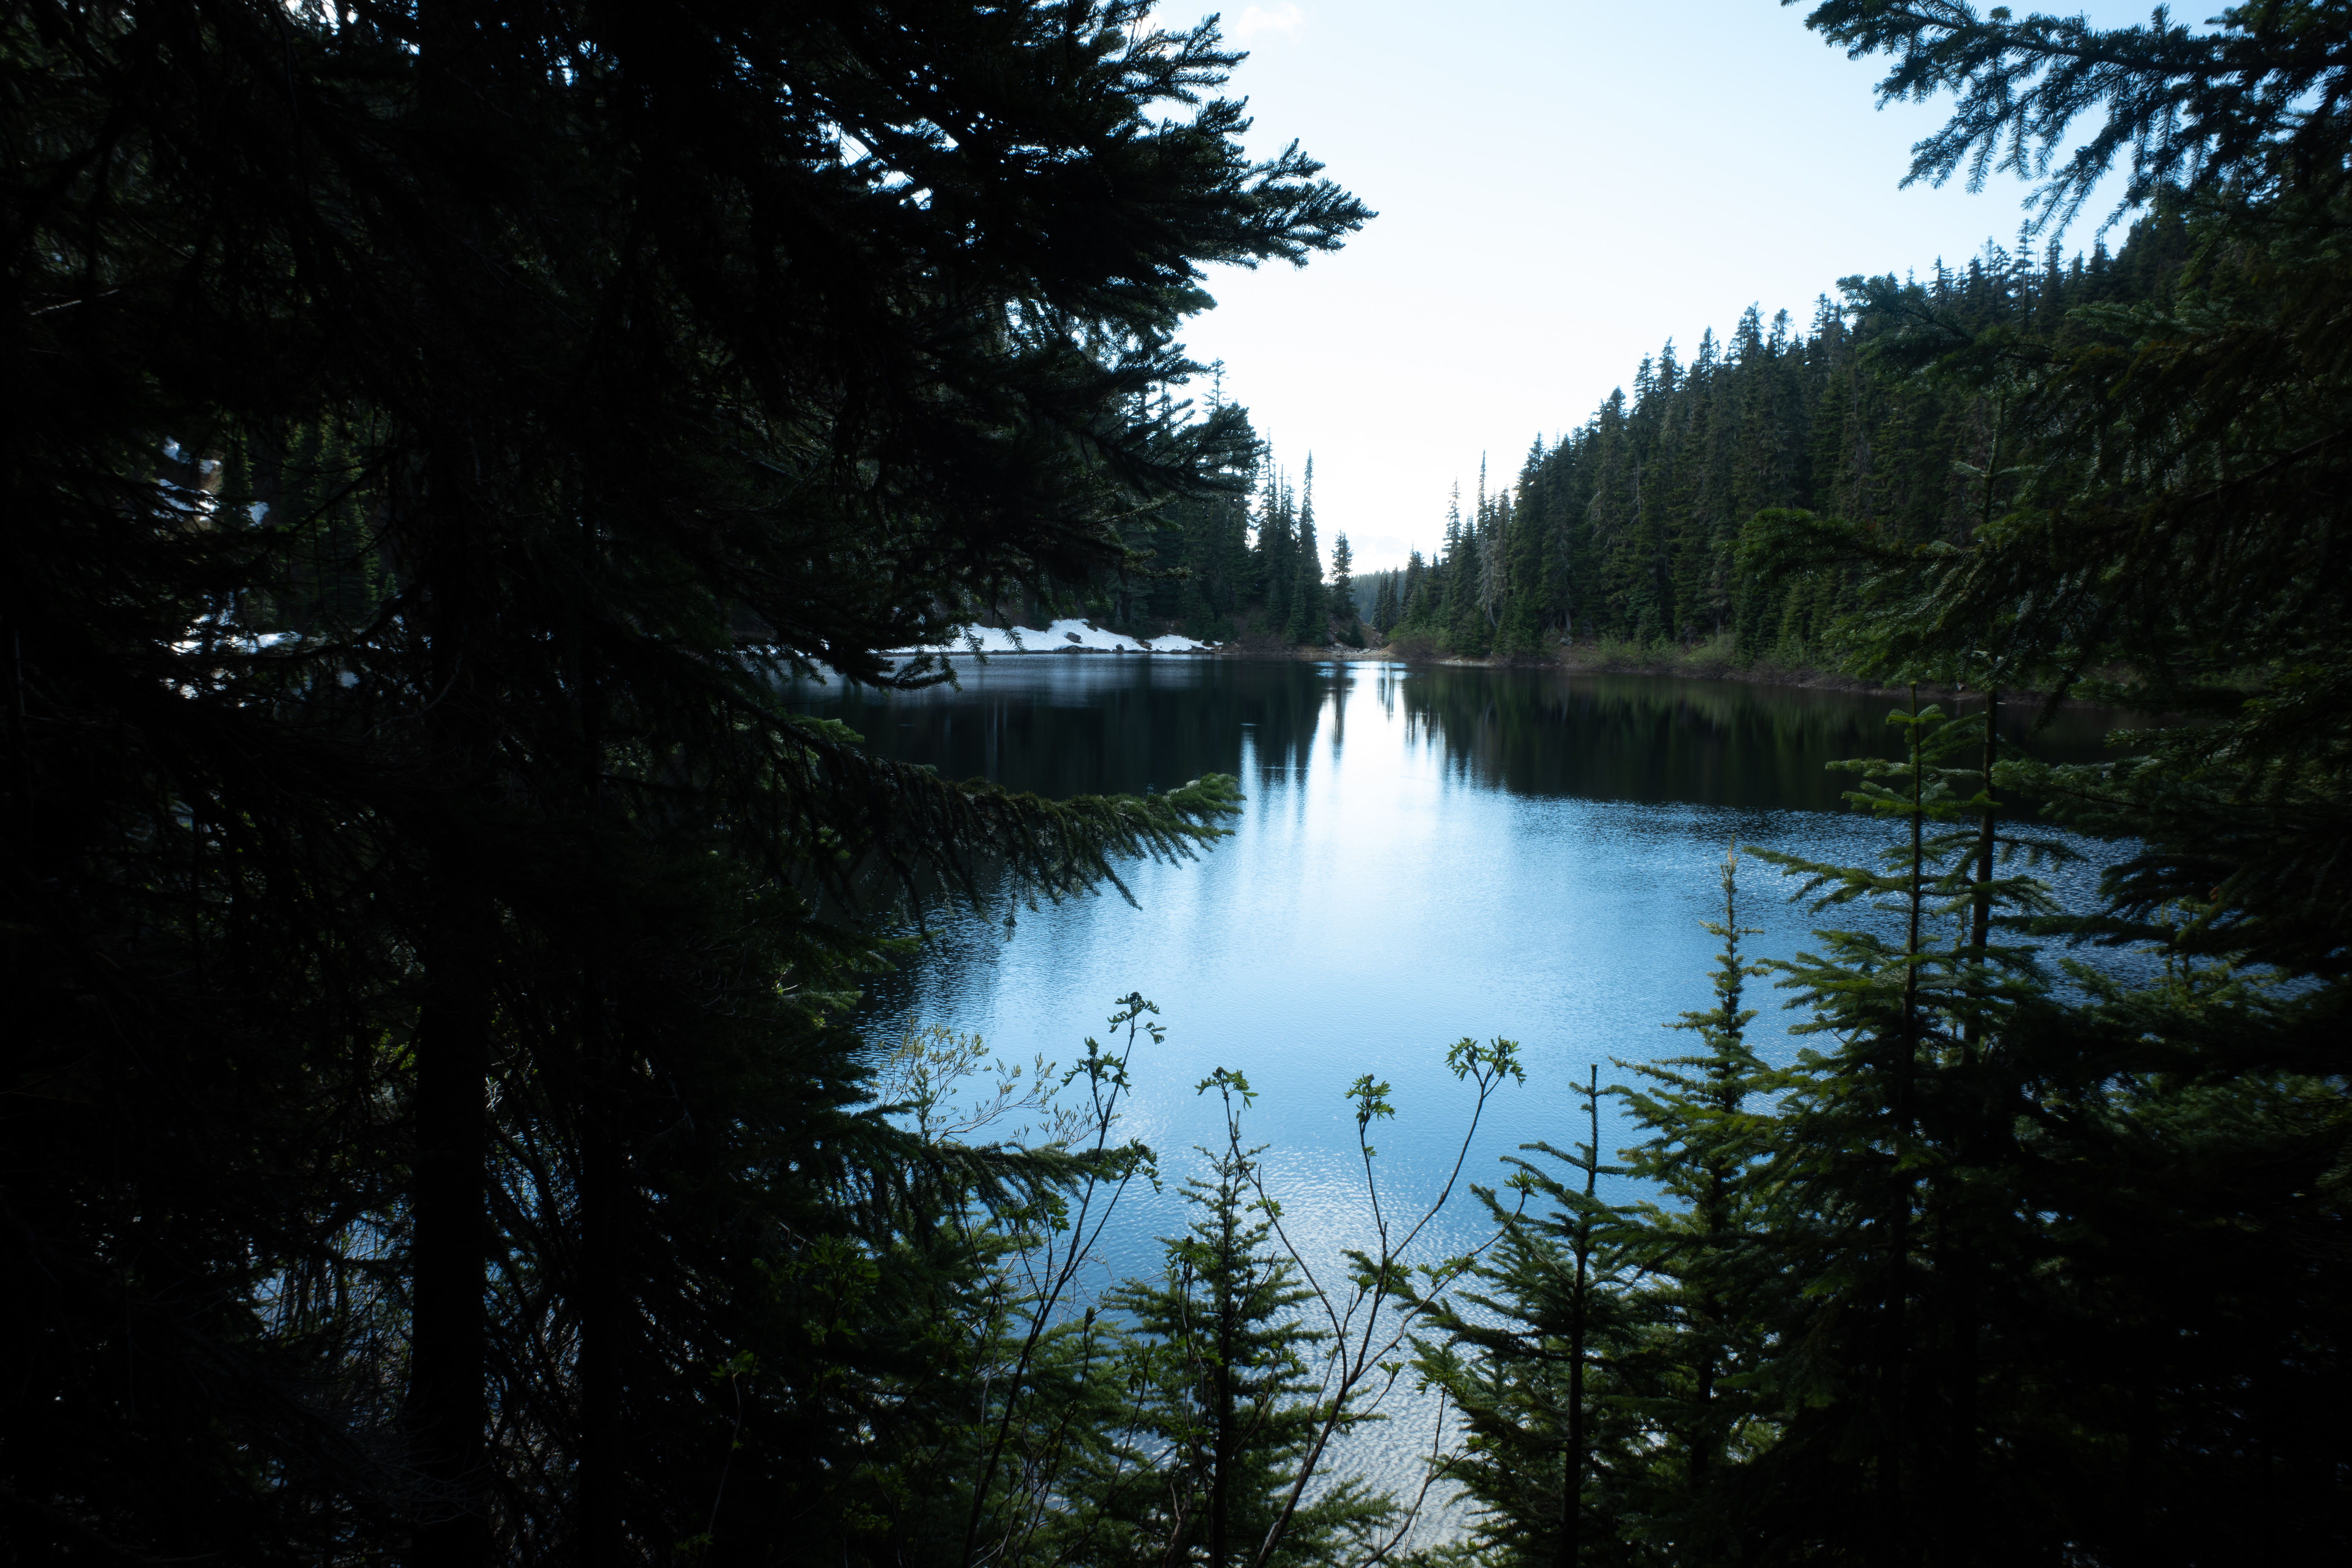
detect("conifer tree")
(1737, 693), (2058, 1561)
(1415, 1067), (1645, 1567)
(1284, 457), (1326, 644)
(1254, 467), (1296, 632)
(1400, 550), (1432, 629)
(1607, 851), (1780, 1557)
(1443, 524), (1490, 657)
(1328, 532), (1363, 647)
(1079, 1071), (1397, 1568)
(1424, 9), (2352, 1561)
(1370, 572), (1399, 637)
(0, 5), (1367, 1561)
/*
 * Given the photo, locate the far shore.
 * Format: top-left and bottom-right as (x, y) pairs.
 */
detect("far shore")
(915, 628), (2142, 713)
(1213, 638), (1914, 696)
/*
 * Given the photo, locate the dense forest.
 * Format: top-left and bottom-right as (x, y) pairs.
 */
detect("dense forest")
(1387, 226), (2188, 661)
(1106, 232), (2189, 664)
(5, 3), (2348, 1568)
(1004, 414), (1369, 652)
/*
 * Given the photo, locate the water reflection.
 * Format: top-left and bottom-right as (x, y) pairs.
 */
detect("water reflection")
(797, 654), (2137, 1243)
(817, 656), (1332, 796)
(1389, 665), (2122, 809)
(792, 655), (2134, 1524)
(813, 657), (2126, 809)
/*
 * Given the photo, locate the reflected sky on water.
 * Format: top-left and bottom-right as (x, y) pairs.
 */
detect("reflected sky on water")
(793, 655), (2139, 1517)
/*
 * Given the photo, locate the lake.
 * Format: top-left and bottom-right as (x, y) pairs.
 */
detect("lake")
(794, 655), (2135, 1520)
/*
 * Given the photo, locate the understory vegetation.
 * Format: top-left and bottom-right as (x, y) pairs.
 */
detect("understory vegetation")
(4, 3), (2346, 1567)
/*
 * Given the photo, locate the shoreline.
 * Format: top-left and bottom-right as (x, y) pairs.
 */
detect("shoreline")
(1202, 639), (1992, 703)
(909, 632), (2136, 712)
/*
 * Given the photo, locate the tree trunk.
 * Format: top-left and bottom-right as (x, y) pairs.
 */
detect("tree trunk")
(1877, 690), (1927, 1568)
(408, 847), (495, 1567)
(575, 998), (626, 1567)
(1560, 1064), (1601, 1568)
(1966, 687), (1999, 1056)
(404, 377), (499, 1566)
(1940, 684), (1998, 1565)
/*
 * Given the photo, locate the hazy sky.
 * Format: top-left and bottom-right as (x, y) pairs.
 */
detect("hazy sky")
(1163, 1), (2158, 571)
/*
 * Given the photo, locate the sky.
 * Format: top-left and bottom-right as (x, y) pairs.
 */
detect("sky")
(1158, 1), (2161, 572)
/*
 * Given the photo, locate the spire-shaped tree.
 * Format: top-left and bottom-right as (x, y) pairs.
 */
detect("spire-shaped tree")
(1370, 572), (1399, 639)
(1414, 1065), (1645, 1567)
(1254, 463), (1296, 630)
(1285, 456), (1326, 645)
(1079, 1071), (1398, 1568)
(1328, 532), (1362, 646)
(1609, 851), (1782, 1553)
(1399, 550), (1431, 629)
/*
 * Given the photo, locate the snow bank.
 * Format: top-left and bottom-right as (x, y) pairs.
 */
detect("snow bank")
(886, 619), (1217, 656)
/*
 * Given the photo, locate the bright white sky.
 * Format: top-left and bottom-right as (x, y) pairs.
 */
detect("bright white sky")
(1165, 1), (2158, 571)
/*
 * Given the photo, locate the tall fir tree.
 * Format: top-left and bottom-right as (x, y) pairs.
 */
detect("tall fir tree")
(1254, 465), (1296, 632)
(1328, 532), (1363, 646)
(1284, 456), (1326, 645)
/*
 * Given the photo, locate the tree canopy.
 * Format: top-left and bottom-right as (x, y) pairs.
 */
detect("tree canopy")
(2, 3), (1363, 1562)
(1409, 7), (2352, 1564)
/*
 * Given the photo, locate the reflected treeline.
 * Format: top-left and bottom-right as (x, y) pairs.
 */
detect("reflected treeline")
(1388, 666), (2129, 811)
(793, 658), (2133, 816)
(796, 657), (1344, 797)
(794, 658), (1348, 1034)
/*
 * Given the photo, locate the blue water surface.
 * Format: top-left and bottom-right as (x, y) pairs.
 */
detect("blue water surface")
(794, 655), (2140, 1523)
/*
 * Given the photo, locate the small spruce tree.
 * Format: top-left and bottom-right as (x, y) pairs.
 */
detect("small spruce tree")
(1079, 1069), (1397, 1568)
(1415, 1066), (1646, 1567)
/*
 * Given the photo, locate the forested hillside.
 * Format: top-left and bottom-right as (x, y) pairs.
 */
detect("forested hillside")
(1005, 399), (1369, 651)
(1382, 225), (2186, 660)
(1102, 228), (2190, 668)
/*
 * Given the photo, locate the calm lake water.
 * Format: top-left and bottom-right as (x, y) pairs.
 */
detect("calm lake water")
(794, 655), (2134, 1517)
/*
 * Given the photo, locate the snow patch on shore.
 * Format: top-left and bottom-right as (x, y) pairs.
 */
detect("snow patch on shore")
(886, 619), (1217, 656)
